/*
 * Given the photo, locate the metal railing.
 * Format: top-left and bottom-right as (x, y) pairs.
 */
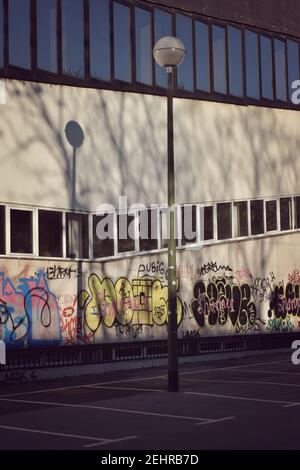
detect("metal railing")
(0, 332), (298, 372)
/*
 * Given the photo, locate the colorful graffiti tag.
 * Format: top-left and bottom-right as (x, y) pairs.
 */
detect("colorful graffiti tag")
(0, 271), (61, 346)
(79, 274), (183, 332)
(0, 261), (299, 348)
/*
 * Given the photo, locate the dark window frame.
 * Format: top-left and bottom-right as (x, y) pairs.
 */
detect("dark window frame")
(38, 209), (63, 258)
(0, 0), (300, 110)
(10, 207), (34, 255)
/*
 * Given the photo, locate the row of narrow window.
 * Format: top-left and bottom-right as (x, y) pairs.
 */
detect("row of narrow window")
(0, 196), (299, 260)
(0, 0), (299, 105)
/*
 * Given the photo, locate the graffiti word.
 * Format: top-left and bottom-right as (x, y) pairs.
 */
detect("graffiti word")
(235, 268), (251, 282)
(288, 269), (300, 285)
(191, 277), (257, 332)
(176, 264), (197, 282)
(268, 283), (300, 318)
(198, 262), (233, 277)
(0, 271), (60, 346)
(267, 316), (294, 333)
(79, 274), (183, 333)
(250, 273), (275, 301)
(0, 369), (37, 384)
(115, 324), (144, 339)
(45, 265), (84, 281)
(138, 261), (165, 278)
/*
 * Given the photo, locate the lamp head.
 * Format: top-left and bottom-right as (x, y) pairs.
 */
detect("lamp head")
(153, 36), (186, 68)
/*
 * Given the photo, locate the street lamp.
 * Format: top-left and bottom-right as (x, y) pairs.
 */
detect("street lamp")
(153, 37), (186, 392)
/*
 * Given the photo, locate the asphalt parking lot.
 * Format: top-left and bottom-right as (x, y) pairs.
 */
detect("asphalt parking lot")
(0, 350), (299, 450)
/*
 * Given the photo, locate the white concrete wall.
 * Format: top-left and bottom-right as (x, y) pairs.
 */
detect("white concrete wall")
(0, 79), (299, 210)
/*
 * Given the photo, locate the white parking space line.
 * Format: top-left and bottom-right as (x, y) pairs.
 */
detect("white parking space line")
(85, 385), (165, 393)
(84, 435), (139, 448)
(232, 369), (300, 376)
(0, 397), (218, 423)
(184, 391), (298, 407)
(183, 378), (300, 388)
(0, 358), (290, 399)
(0, 424), (138, 447)
(195, 416), (236, 426)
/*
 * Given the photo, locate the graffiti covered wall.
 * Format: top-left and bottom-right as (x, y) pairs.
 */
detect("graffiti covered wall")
(0, 233), (299, 347)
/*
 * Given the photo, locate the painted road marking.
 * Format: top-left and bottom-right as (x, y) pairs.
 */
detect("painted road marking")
(0, 424), (138, 447)
(184, 391), (298, 407)
(0, 397), (226, 423)
(85, 385), (165, 393)
(195, 416), (236, 426)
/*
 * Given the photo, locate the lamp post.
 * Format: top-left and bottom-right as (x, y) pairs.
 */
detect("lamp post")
(153, 37), (185, 392)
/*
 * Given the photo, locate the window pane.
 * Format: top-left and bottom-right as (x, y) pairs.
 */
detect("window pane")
(11, 210), (33, 254)
(295, 197), (300, 229)
(250, 200), (264, 235)
(93, 214), (114, 258)
(212, 25), (227, 94)
(195, 21), (210, 93)
(176, 14), (193, 92)
(160, 210), (168, 249)
(9, 0), (31, 69)
(66, 213), (89, 259)
(89, 0), (111, 81)
(154, 9), (172, 88)
(118, 214), (135, 253)
(200, 206), (214, 241)
(266, 200), (277, 232)
(245, 30), (260, 99)
(287, 40), (300, 102)
(113, 2), (131, 83)
(260, 36), (273, 100)
(37, 0), (57, 73)
(274, 39), (287, 101)
(0, 0), (3, 68)
(39, 211), (62, 257)
(181, 206), (197, 245)
(62, 0), (85, 78)
(234, 201), (248, 237)
(217, 203), (232, 240)
(135, 7), (152, 85)
(280, 197), (292, 231)
(139, 209), (158, 251)
(228, 26), (243, 97)
(0, 206), (5, 254)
